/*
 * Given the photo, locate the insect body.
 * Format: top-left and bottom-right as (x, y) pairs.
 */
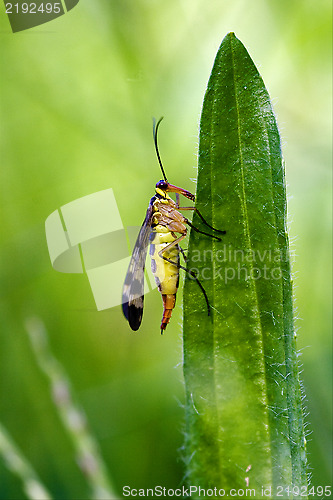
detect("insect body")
(122, 118), (225, 333)
(149, 181), (193, 331)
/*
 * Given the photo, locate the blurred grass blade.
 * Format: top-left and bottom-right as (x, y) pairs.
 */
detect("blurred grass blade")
(0, 422), (53, 500)
(183, 32), (307, 494)
(25, 317), (118, 500)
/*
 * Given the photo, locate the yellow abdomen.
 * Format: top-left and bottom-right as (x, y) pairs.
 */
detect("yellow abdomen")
(150, 225), (179, 294)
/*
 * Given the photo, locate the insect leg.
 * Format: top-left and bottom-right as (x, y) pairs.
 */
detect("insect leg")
(158, 233), (187, 255)
(185, 219), (222, 241)
(178, 206), (226, 234)
(158, 238), (211, 316)
(174, 189), (225, 234)
(179, 245), (187, 263)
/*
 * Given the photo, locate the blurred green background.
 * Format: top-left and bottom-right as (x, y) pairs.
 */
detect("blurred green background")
(0, 0), (331, 498)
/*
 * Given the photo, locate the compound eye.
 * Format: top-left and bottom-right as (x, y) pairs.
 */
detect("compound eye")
(156, 180), (168, 190)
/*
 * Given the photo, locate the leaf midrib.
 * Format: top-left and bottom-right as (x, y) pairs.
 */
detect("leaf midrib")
(228, 34), (272, 460)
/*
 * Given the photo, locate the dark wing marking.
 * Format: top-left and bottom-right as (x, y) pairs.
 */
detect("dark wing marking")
(122, 200), (154, 331)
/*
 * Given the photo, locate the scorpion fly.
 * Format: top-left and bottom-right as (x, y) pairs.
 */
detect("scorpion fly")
(122, 118), (225, 334)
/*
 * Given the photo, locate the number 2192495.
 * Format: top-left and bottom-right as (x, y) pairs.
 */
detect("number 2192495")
(5, 3), (61, 14)
(276, 485), (332, 497)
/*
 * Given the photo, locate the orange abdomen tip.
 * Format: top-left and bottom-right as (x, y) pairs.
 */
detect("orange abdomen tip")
(160, 294), (177, 334)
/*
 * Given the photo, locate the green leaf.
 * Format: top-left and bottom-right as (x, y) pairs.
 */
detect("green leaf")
(183, 33), (308, 496)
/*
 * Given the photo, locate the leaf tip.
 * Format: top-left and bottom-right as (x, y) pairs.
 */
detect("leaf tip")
(225, 31), (237, 40)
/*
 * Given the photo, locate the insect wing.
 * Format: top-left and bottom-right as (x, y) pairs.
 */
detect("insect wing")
(122, 202), (153, 330)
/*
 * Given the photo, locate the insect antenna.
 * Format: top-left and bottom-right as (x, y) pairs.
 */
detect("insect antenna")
(153, 117), (168, 182)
